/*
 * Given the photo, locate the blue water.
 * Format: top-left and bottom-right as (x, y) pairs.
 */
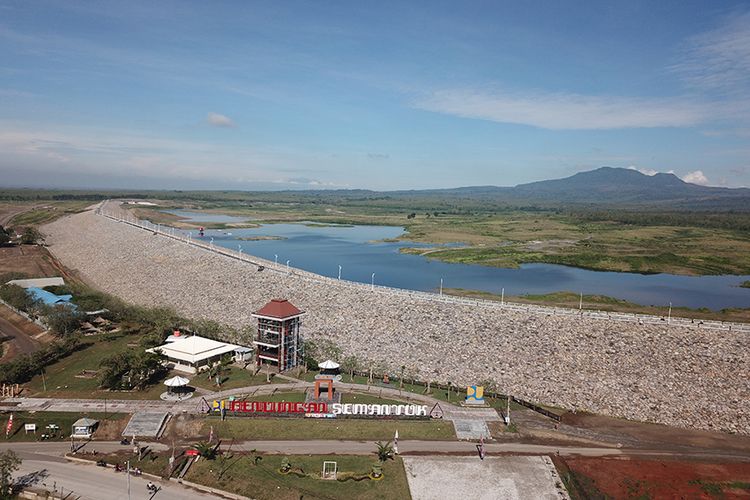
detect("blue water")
(170, 217), (750, 310)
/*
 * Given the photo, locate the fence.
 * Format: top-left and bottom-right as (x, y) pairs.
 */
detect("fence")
(97, 201), (750, 335)
(342, 368), (562, 421)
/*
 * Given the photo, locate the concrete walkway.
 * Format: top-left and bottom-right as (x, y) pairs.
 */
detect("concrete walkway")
(6, 380), (504, 442)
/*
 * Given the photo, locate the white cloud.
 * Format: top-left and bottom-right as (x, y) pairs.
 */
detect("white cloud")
(414, 88), (709, 130)
(207, 112), (236, 128)
(627, 166), (658, 176)
(682, 170), (710, 185)
(671, 11), (750, 96)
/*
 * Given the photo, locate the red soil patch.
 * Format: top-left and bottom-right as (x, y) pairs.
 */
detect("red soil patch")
(563, 457), (750, 499)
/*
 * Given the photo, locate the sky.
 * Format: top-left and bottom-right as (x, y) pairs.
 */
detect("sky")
(1, 0), (749, 191)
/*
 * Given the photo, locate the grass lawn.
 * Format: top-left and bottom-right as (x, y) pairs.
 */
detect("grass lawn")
(188, 453), (410, 500)
(23, 333), (279, 400)
(87, 450), (411, 500)
(239, 391), (407, 406)
(10, 200), (91, 226)
(24, 333), (167, 400)
(4, 411), (128, 442)
(204, 416), (455, 441)
(189, 366), (285, 392)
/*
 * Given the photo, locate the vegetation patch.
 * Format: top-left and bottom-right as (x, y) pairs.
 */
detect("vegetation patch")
(203, 416), (454, 441)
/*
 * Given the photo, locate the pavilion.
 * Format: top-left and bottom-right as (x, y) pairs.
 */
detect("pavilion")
(147, 335), (244, 374)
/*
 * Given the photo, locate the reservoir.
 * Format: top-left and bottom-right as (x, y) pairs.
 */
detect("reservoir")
(166, 211), (750, 310)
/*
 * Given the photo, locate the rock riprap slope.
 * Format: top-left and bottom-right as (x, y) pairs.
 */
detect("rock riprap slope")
(43, 210), (749, 434)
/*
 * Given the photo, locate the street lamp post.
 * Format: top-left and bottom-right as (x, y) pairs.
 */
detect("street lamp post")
(286, 260), (290, 273)
(440, 277), (443, 296)
(338, 265), (342, 280)
(668, 301), (672, 324)
(371, 272), (375, 291)
(501, 287), (505, 306)
(274, 254), (278, 266)
(238, 244), (242, 258)
(210, 237), (214, 248)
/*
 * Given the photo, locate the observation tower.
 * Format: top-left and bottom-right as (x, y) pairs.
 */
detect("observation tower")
(252, 299), (305, 372)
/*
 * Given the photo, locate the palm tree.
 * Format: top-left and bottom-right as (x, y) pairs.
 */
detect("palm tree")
(209, 355), (233, 387)
(192, 441), (218, 460)
(375, 441), (395, 462)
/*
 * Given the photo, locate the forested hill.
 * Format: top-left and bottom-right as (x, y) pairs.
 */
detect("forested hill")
(390, 167), (750, 210)
(3, 167), (750, 211)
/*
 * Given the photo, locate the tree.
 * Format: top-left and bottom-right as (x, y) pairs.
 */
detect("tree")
(208, 355), (233, 387)
(0, 284), (38, 313)
(43, 305), (84, 336)
(20, 227), (42, 245)
(406, 212), (416, 219)
(340, 355), (359, 381)
(374, 441), (395, 462)
(98, 350), (167, 390)
(0, 226), (10, 246)
(191, 441), (218, 460)
(0, 450), (21, 499)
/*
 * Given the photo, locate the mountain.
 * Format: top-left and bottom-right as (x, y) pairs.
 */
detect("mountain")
(399, 167), (750, 209)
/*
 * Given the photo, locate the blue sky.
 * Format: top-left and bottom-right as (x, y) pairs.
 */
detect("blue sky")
(1, 1), (749, 190)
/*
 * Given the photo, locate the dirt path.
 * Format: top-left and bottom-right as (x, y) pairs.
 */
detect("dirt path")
(0, 303), (45, 362)
(0, 204), (43, 227)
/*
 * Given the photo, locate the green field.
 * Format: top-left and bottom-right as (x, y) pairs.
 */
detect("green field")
(3, 411), (127, 442)
(204, 416), (455, 441)
(22, 331), (281, 399)
(188, 454), (411, 500)
(8, 201), (92, 226)
(89, 451), (411, 500)
(23, 333), (169, 399)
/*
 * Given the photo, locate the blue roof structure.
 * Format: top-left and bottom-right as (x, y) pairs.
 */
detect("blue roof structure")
(26, 287), (76, 309)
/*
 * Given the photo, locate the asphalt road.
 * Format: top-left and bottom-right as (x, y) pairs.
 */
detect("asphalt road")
(0, 306), (41, 361)
(14, 456), (215, 500)
(2, 438), (748, 500)
(1, 442), (212, 500)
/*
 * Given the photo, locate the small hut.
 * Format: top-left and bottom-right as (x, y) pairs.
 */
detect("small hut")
(71, 418), (99, 439)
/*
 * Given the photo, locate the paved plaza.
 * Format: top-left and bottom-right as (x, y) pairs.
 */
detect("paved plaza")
(122, 412), (170, 438)
(402, 456), (569, 500)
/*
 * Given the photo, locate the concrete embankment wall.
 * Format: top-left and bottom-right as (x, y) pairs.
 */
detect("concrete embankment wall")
(42, 208), (750, 435)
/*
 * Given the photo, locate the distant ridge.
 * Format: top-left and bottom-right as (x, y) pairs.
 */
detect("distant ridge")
(384, 167), (750, 210)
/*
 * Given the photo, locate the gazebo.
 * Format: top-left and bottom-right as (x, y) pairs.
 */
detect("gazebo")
(163, 375), (190, 399)
(314, 360), (341, 401)
(318, 360), (340, 376)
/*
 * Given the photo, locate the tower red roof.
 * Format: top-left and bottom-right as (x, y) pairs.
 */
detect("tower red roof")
(253, 299), (304, 319)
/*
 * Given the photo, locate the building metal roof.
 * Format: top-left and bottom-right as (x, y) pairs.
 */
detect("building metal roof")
(26, 287), (75, 307)
(252, 299), (304, 319)
(147, 335), (240, 364)
(6, 277), (65, 289)
(73, 418), (99, 427)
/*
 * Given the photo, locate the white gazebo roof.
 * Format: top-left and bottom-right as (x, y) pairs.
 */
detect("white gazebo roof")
(318, 360), (340, 370)
(148, 335), (239, 365)
(164, 375), (190, 387)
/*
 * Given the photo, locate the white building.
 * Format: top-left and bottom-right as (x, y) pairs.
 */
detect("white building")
(147, 335), (247, 374)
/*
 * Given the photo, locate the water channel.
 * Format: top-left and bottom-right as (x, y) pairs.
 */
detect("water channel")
(165, 210), (750, 310)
